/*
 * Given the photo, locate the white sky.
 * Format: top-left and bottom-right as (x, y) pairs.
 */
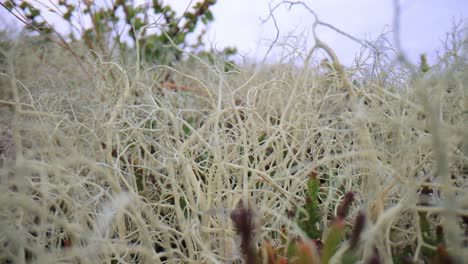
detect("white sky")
(168, 0), (466, 65)
(1, 0), (466, 65)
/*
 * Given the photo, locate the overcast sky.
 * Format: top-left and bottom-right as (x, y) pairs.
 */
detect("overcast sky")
(1, 0), (466, 66)
(168, 0), (466, 65)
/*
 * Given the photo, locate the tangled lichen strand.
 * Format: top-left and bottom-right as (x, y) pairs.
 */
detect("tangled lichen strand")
(0, 23), (467, 263)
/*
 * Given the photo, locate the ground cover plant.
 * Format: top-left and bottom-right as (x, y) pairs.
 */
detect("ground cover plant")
(0, 1), (467, 263)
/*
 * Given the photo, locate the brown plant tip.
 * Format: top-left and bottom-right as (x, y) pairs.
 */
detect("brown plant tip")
(311, 239), (323, 251)
(435, 224), (444, 237)
(330, 216), (346, 231)
(308, 165), (318, 181)
(436, 244), (453, 264)
(462, 215), (468, 225)
(230, 200), (255, 237)
(230, 199), (257, 264)
(294, 239), (319, 262)
(349, 210), (366, 249)
(420, 185), (433, 195)
(337, 191), (355, 220)
(259, 240), (276, 264)
(286, 208), (296, 218)
(366, 248), (381, 264)
(420, 178), (434, 195)
(62, 238), (72, 249)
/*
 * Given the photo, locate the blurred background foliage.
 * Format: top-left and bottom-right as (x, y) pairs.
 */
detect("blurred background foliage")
(0, 0), (237, 67)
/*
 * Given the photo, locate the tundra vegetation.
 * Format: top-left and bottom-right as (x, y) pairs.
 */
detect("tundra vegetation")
(0, 1), (467, 263)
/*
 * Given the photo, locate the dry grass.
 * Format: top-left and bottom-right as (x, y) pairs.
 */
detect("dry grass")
(0, 24), (467, 264)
